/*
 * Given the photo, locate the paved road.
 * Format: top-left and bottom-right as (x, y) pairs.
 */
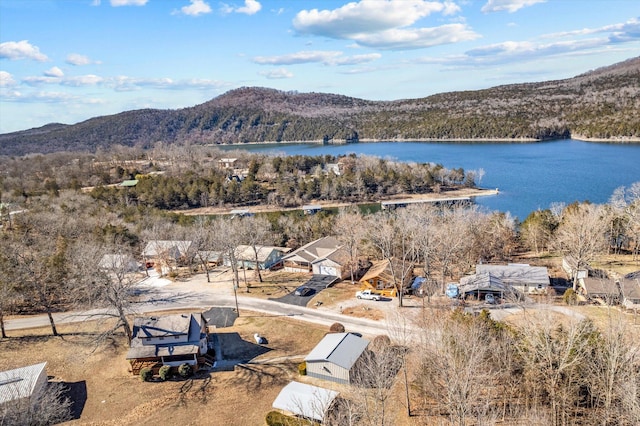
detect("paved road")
(5, 286), (390, 338)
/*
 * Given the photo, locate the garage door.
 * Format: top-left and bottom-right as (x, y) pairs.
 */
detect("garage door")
(320, 265), (337, 276)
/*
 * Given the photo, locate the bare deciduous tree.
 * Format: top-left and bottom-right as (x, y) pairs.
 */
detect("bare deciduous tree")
(553, 203), (609, 290)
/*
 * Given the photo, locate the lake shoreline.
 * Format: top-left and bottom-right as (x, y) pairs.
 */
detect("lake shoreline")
(177, 187), (500, 216)
(216, 136), (639, 148)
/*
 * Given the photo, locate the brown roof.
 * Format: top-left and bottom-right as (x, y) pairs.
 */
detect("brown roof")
(359, 258), (412, 287)
(582, 277), (619, 297)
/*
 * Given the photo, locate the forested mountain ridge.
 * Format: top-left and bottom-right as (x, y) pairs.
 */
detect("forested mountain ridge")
(1, 57), (638, 156)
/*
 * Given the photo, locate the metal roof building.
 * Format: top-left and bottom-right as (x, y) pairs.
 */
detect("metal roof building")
(272, 381), (338, 423)
(305, 333), (369, 384)
(0, 362), (48, 406)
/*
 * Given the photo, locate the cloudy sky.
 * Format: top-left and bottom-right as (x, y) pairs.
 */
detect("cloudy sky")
(1, 0), (638, 134)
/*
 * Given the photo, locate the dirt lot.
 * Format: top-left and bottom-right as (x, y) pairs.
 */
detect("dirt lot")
(0, 313), (335, 426)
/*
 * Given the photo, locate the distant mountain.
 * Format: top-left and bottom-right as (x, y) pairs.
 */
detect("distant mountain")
(1, 57), (638, 156)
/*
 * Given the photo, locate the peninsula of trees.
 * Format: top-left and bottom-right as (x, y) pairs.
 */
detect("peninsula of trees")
(1, 57), (638, 156)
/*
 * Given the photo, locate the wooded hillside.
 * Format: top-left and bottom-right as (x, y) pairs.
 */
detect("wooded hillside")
(1, 57), (638, 156)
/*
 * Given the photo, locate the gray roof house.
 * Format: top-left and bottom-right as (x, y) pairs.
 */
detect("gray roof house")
(459, 271), (519, 300)
(579, 277), (620, 303)
(305, 332), (369, 384)
(0, 362), (47, 406)
(475, 263), (550, 294)
(126, 313), (209, 375)
(272, 381), (339, 423)
(619, 274), (640, 310)
(224, 245), (291, 270)
(283, 236), (347, 278)
(142, 240), (193, 260)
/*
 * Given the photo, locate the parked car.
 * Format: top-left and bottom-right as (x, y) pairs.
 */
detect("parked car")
(294, 286), (313, 296)
(355, 290), (382, 301)
(485, 293), (497, 304)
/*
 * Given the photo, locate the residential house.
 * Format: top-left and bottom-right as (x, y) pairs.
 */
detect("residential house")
(282, 236), (346, 277)
(619, 273), (640, 310)
(578, 277), (620, 303)
(218, 158), (237, 169)
(224, 245), (291, 270)
(475, 263), (550, 294)
(126, 313), (210, 375)
(0, 362), (48, 406)
(305, 332), (369, 385)
(359, 258), (413, 297)
(98, 254), (139, 272)
(142, 240), (193, 268)
(311, 247), (351, 280)
(458, 271), (520, 300)
(272, 381), (339, 424)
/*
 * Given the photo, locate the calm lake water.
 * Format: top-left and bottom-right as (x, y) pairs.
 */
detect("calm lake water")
(222, 140), (640, 221)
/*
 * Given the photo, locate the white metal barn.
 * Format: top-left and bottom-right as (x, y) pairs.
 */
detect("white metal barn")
(0, 362), (48, 406)
(272, 381), (338, 423)
(305, 333), (369, 384)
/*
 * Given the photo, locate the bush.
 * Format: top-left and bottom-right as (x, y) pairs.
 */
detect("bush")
(265, 411), (296, 426)
(298, 361), (306, 376)
(563, 288), (577, 305)
(140, 368), (153, 382)
(329, 322), (345, 333)
(158, 365), (171, 381)
(178, 363), (193, 378)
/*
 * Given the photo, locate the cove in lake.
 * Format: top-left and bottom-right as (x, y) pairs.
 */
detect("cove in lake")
(222, 140), (640, 221)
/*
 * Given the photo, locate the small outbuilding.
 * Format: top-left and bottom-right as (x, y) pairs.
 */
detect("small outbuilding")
(272, 381), (338, 423)
(305, 332), (369, 385)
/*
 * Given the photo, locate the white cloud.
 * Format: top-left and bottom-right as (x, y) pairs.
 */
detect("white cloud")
(481, 0), (545, 13)
(253, 50), (381, 66)
(292, 0), (475, 50)
(66, 53), (99, 66)
(221, 0), (261, 15)
(294, 0), (456, 37)
(110, 0), (148, 6)
(0, 40), (49, 62)
(176, 0), (212, 16)
(416, 17), (640, 67)
(259, 68), (294, 79)
(353, 24), (479, 50)
(0, 71), (17, 87)
(44, 66), (64, 78)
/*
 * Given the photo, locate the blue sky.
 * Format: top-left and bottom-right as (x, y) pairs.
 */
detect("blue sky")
(1, 0), (638, 134)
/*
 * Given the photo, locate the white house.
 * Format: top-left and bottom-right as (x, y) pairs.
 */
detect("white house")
(305, 333), (369, 385)
(126, 313), (209, 375)
(0, 362), (48, 406)
(283, 236), (349, 279)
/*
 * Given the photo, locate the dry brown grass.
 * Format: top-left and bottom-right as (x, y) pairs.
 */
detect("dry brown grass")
(0, 311), (334, 426)
(243, 270), (309, 299)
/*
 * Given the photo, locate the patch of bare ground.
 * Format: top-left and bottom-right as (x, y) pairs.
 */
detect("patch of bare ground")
(591, 253), (640, 277)
(0, 311), (335, 426)
(243, 270), (309, 299)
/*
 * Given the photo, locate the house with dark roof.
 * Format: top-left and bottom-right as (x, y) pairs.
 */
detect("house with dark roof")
(126, 313), (210, 375)
(225, 245), (291, 270)
(578, 277), (620, 303)
(305, 333), (369, 384)
(0, 362), (47, 406)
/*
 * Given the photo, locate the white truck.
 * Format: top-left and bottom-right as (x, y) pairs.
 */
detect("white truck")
(355, 289), (381, 301)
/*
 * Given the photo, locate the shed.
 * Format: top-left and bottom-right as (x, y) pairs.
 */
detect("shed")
(305, 333), (369, 384)
(272, 381), (338, 423)
(0, 362), (47, 406)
